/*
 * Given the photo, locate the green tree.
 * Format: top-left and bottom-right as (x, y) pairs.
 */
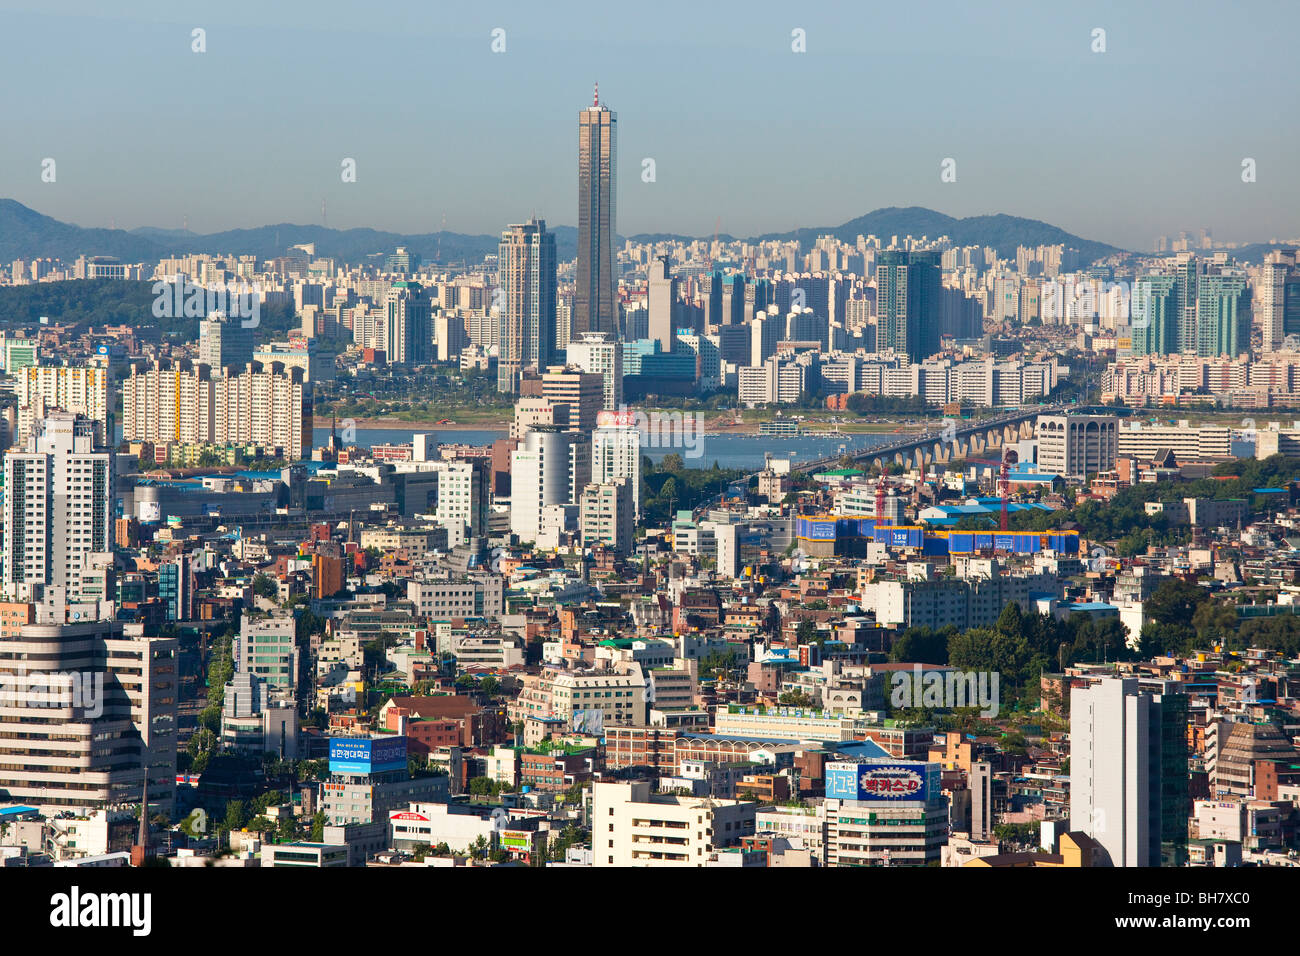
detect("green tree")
(221, 799), (248, 833)
(889, 626), (953, 665)
(795, 619), (819, 645)
(778, 690), (817, 707)
(1146, 579), (1209, 629)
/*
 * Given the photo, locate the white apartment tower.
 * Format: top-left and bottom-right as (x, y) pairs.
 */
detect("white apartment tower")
(648, 255), (678, 353)
(3, 413), (113, 603)
(565, 331), (624, 411)
(591, 417), (642, 518)
(14, 364), (111, 447)
(509, 427), (590, 545)
(0, 620), (178, 815)
(1070, 676), (1187, 867)
(579, 478), (634, 555)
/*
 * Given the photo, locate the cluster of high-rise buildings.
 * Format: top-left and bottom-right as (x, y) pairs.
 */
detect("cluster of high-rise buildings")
(6, 87), (1300, 882)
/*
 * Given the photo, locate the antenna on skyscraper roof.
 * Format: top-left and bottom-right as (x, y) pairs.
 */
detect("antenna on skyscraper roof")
(593, 81), (599, 107)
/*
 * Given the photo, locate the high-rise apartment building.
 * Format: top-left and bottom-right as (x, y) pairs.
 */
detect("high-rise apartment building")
(2, 413), (113, 603)
(575, 88), (617, 338)
(385, 281), (432, 366)
(0, 619), (178, 815)
(1069, 676), (1189, 867)
(591, 414), (642, 518)
(647, 255), (678, 353)
(13, 363), (112, 447)
(1253, 255), (1300, 351)
(876, 249), (941, 363)
(122, 359), (311, 460)
(198, 310), (255, 372)
(564, 331), (623, 410)
(1131, 256), (1249, 358)
(497, 218), (557, 394)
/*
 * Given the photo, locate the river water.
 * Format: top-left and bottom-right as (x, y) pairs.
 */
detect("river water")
(310, 426), (899, 471)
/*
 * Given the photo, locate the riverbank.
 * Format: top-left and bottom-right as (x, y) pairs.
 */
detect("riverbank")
(317, 415), (927, 437)
(318, 416), (508, 432)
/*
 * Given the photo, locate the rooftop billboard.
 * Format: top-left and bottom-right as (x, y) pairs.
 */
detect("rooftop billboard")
(328, 736), (408, 775)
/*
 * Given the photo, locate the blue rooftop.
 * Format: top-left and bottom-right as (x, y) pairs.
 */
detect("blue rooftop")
(830, 739), (892, 759)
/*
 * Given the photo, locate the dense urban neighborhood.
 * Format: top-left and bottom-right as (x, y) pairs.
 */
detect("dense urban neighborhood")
(0, 16), (1295, 937)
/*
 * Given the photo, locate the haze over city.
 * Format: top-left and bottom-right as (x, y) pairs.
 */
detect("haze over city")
(0, 0), (1297, 931)
(2, 0), (1297, 249)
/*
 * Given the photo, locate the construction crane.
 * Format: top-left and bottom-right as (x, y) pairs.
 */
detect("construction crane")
(999, 449), (1019, 531)
(875, 480), (887, 528)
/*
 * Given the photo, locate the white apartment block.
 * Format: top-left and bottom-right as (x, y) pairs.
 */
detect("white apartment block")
(1036, 413), (1118, 479)
(737, 356), (805, 407)
(549, 668), (649, 728)
(2, 413), (113, 602)
(406, 575), (504, 621)
(428, 459), (488, 542)
(1069, 676), (1173, 868)
(122, 359), (310, 460)
(0, 620), (178, 815)
(579, 478), (634, 555)
(1116, 422), (1232, 461)
(864, 571), (1054, 632)
(13, 365), (111, 446)
(592, 780), (757, 867)
(591, 423), (642, 518)
(565, 332), (624, 410)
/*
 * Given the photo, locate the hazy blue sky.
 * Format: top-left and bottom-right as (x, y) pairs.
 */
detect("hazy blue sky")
(2, 0), (1297, 250)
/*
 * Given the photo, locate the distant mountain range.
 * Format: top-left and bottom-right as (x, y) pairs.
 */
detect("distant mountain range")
(2, 197), (1282, 269)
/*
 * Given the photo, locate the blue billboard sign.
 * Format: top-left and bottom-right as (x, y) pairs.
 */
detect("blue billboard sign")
(329, 736), (408, 775)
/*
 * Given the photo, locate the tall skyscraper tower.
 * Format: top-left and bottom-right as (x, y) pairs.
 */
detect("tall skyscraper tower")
(198, 310), (254, 372)
(575, 85), (617, 339)
(647, 255), (677, 353)
(1070, 676), (1188, 867)
(497, 219), (558, 394)
(1130, 256), (1249, 358)
(1254, 254), (1300, 351)
(876, 249), (941, 363)
(384, 281), (432, 366)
